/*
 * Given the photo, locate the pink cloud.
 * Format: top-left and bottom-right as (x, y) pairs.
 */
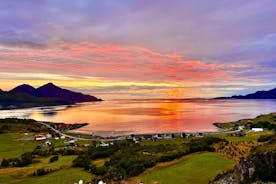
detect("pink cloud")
(0, 41), (262, 83)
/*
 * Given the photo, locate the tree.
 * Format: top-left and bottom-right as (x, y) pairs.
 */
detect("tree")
(1, 158), (9, 167)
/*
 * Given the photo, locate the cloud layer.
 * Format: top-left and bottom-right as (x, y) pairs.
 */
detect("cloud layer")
(0, 0), (275, 98)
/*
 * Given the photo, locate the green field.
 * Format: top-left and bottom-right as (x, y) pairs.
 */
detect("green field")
(0, 167), (92, 184)
(0, 155), (93, 184)
(0, 133), (38, 159)
(210, 131), (274, 142)
(140, 137), (189, 146)
(0, 133), (93, 184)
(133, 152), (234, 184)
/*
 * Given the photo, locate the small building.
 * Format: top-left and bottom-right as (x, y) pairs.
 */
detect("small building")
(98, 180), (106, 184)
(69, 139), (76, 144)
(238, 125), (245, 130)
(35, 134), (47, 141)
(99, 142), (109, 147)
(84, 144), (90, 147)
(44, 140), (52, 146)
(133, 137), (140, 143)
(153, 134), (162, 139)
(251, 128), (264, 132)
(164, 134), (173, 139)
(196, 132), (204, 137)
(60, 135), (66, 139)
(54, 137), (60, 140)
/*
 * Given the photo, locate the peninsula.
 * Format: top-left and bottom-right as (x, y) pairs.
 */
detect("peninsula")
(0, 83), (102, 110)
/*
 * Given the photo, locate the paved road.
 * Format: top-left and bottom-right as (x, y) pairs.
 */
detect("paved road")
(37, 121), (96, 141)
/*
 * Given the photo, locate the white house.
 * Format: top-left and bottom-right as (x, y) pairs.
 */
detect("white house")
(98, 180), (106, 184)
(238, 125), (245, 130)
(251, 128), (264, 132)
(69, 139), (76, 144)
(99, 142), (109, 147)
(60, 135), (66, 139)
(44, 140), (52, 146)
(35, 134), (47, 141)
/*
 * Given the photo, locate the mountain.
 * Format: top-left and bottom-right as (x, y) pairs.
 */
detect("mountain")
(217, 87), (276, 99)
(10, 84), (36, 94)
(0, 83), (102, 110)
(0, 92), (70, 109)
(32, 82), (101, 103)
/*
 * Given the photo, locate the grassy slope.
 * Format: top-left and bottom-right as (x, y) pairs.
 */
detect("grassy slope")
(210, 131), (274, 142)
(0, 133), (38, 159)
(0, 156), (93, 184)
(0, 168), (92, 184)
(133, 152), (234, 184)
(140, 137), (189, 146)
(215, 112), (276, 129)
(0, 132), (93, 184)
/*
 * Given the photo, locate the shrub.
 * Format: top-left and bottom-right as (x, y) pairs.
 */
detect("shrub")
(33, 168), (53, 176)
(258, 134), (274, 142)
(20, 152), (33, 166)
(49, 155), (59, 163)
(73, 154), (90, 170)
(1, 158), (9, 167)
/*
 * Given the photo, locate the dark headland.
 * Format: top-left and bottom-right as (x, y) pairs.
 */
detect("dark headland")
(0, 83), (102, 110)
(216, 87), (276, 99)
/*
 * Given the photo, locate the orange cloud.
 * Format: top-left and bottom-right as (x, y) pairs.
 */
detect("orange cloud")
(0, 41), (263, 98)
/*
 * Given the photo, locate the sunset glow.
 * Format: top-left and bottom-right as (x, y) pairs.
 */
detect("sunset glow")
(0, 1), (275, 99)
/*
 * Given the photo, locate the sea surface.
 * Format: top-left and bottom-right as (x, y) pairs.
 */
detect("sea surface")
(0, 99), (276, 136)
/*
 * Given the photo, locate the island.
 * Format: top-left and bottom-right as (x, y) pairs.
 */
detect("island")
(0, 83), (102, 110)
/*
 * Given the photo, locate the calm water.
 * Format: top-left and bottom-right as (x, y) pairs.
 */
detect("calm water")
(0, 99), (276, 136)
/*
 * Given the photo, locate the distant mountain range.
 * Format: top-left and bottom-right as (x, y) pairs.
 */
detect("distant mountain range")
(217, 87), (276, 99)
(0, 83), (102, 109)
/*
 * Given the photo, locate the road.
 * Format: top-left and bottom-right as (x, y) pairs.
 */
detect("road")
(37, 121), (244, 142)
(37, 121), (95, 141)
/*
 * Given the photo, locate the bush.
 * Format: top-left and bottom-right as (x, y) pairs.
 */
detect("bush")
(0, 125), (10, 133)
(188, 137), (222, 153)
(33, 168), (53, 176)
(253, 121), (276, 130)
(1, 158), (9, 167)
(73, 154), (90, 170)
(258, 134), (274, 142)
(253, 153), (276, 182)
(20, 152), (33, 166)
(49, 155), (59, 163)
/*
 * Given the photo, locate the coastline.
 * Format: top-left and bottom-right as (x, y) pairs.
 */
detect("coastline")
(66, 112), (276, 138)
(2, 111), (275, 139)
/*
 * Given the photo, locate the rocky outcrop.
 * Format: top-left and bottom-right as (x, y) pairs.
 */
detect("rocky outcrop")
(212, 151), (276, 184)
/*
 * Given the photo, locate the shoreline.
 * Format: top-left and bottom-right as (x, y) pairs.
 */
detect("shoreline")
(1, 111), (275, 139)
(59, 112), (276, 138)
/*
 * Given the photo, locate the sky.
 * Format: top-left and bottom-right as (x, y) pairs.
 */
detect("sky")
(0, 0), (276, 99)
